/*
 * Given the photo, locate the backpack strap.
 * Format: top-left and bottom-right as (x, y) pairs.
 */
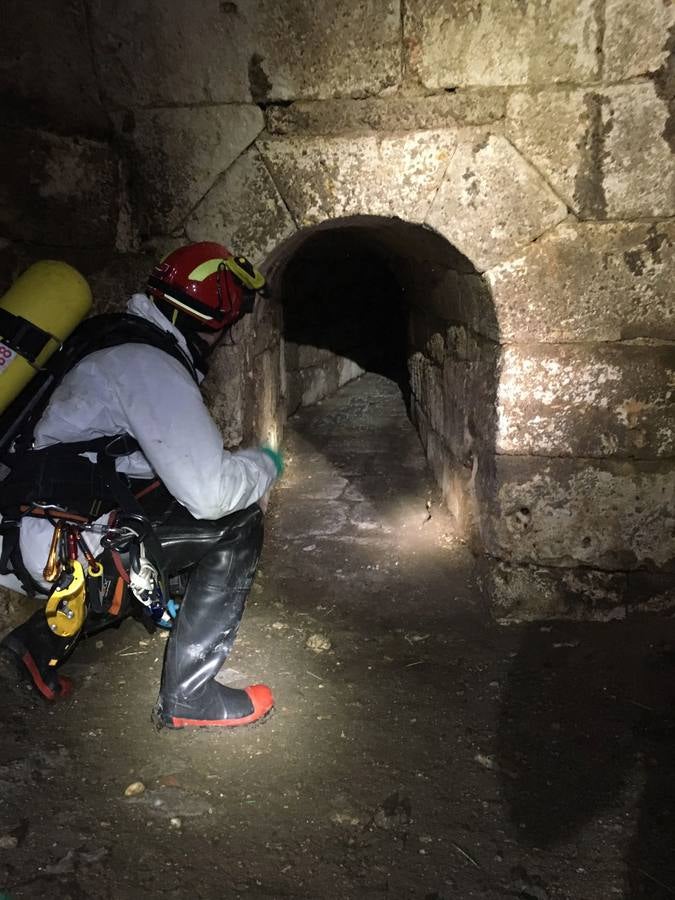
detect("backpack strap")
(2, 313), (198, 460)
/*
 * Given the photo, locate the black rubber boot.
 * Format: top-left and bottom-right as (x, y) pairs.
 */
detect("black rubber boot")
(152, 504), (274, 729)
(0, 610), (76, 701)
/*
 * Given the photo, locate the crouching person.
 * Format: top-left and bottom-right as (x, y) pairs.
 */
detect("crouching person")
(0, 243), (282, 729)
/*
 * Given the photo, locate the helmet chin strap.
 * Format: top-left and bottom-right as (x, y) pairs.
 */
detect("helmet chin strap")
(183, 330), (213, 375)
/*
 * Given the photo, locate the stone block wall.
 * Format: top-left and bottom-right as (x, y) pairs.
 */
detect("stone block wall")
(1, 0), (674, 621)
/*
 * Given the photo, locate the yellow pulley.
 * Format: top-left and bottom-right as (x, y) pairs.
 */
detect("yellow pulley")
(45, 560), (87, 638)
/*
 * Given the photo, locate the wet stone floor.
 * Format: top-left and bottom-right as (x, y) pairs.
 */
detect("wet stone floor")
(1, 374), (675, 899)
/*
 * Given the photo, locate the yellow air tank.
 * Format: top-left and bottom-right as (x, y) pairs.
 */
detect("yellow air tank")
(0, 261), (92, 415)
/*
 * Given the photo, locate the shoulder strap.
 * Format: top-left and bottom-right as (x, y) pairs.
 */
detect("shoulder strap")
(2, 313), (197, 458)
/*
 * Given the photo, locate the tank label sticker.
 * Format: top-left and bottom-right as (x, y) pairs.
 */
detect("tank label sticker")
(0, 342), (17, 374)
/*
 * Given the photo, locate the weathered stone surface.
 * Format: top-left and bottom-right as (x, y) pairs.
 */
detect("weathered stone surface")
(410, 330), (499, 466)
(295, 345), (334, 368)
(0, 127), (119, 247)
(487, 220), (675, 342)
(338, 357), (365, 388)
(140, 277), (280, 447)
(297, 364), (340, 408)
(409, 353), (445, 441)
(186, 147), (296, 265)
(249, 343), (284, 447)
(259, 131), (456, 226)
(202, 342), (246, 449)
(90, 0), (401, 106)
(601, 83), (675, 219)
(115, 106), (264, 235)
(604, 0), (675, 80)
(459, 273), (499, 341)
(483, 559), (675, 622)
(497, 344), (675, 459)
(507, 89), (596, 215)
(507, 83), (675, 220)
(0, 1), (108, 135)
(225, 291), (282, 361)
(265, 91), (507, 135)
(412, 402), (480, 543)
(404, 0), (599, 88)
(203, 296), (281, 448)
(426, 135), (567, 271)
(485, 456), (675, 572)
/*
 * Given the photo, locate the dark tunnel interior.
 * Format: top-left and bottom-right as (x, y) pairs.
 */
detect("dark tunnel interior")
(277, 227), (412, 401)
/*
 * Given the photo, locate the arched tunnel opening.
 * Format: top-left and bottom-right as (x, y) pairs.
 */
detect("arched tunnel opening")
(266, 216), (500, 563)
(279, 225), (411, 403)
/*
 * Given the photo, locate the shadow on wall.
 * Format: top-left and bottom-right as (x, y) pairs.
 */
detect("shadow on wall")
(265, 215), (502, 549)
(497, 618), (675, 900)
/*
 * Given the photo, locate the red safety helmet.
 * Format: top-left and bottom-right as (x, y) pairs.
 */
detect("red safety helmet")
(147, 242), (265, 332)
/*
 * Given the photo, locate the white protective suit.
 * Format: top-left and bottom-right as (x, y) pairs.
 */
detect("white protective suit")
(0, 293), (277, 593)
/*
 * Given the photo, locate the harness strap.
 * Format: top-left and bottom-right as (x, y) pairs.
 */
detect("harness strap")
(0, 307), (56, 364)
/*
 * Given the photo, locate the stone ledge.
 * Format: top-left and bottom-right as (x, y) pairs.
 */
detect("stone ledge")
(265, 91), (507, 135)
(480, 558), (675, 623)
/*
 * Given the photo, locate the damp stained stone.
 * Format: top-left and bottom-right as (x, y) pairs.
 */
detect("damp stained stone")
(0, 126), (119, 247)
(600, 83), (675, 219)
(486, 456), (675, 573)
(112, 105), (264, 235)
(89, 0), (402, 105)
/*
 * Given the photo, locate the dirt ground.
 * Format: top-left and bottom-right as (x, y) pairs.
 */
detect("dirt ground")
(1, 374), (674, 900)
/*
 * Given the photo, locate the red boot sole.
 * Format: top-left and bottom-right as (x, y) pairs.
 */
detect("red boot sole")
(166, 685), (274, 729)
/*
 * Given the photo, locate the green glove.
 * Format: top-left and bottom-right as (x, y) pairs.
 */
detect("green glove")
(261, 446), (284, 476)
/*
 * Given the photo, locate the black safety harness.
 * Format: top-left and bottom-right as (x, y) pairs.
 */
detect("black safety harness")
(0, 313), (199, 599)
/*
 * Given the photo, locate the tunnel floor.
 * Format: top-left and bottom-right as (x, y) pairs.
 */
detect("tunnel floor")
(1, 375), (675, 899)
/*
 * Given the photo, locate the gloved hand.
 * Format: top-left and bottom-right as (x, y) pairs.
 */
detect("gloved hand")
(260, 446), (284, 476)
